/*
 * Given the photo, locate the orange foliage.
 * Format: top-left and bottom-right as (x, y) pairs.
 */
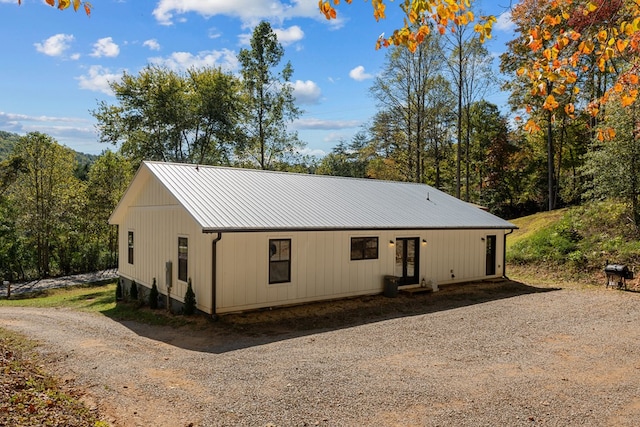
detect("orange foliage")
(318, 0), (495, 51)
(18, 0), (92, 15)
(511, 0), (640, 133)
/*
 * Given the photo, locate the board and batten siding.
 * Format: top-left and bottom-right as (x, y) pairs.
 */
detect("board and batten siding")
(116, 176), (214, 313)
(214, 228), (506, 314)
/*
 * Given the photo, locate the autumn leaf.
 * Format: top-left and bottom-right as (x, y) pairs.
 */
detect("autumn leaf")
(319, 0), (495, 48)
(597, 127), (616, 141)
(22, 0), (91, 15)
(621, 89), (638, 107)
(524, 118), (542, 133)
(564, 103), (575, 116)
(543, 94), (560, 111)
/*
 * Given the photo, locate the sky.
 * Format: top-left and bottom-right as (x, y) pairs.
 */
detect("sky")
(0, 0), (517, 157)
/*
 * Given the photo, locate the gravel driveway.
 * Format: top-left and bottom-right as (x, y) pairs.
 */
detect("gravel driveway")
(1, 279), (640, 426)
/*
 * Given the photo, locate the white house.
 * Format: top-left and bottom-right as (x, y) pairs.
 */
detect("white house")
(109, 161), (517, 316)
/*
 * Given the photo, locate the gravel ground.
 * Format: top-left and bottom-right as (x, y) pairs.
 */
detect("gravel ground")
(1, 279), (640, 426)
(0, 270), (118, 297)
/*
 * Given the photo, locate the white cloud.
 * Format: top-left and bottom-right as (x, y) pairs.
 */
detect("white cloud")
(76, 65), (122, 95)
(143, 39), (161, 51)
(291, 80), (321, 105)
(149, 49), (239, 72)
(152, 0), (322, 26)
(0, 111), (98, 153)
(495, 11), (515, 32)
(274, 25), (304, 46)
(323, 132), (349, 144)
(208, 28), (222, 39)
(293, 118), (361, 130)
(298, 147), (327, 158)
(91, 37), (120, 58)
(34, 33), (75, 57)
(349, 65), (373, 82)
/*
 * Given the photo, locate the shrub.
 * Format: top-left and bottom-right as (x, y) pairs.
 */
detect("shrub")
(130, 280), (138, 301)
(116, 279), (123, 301)
(183, 278), (196, 315)
(149, 278), (159, 309)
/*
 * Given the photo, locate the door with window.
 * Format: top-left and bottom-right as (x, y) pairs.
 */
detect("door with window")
(486, 235), (497, 276)
(395, 237), (419, 286)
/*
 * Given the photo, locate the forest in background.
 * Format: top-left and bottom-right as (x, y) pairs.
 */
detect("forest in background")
(4, 0), (640, 281)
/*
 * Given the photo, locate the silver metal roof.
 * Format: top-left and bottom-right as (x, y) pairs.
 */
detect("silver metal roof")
(142, 161), (517, 232)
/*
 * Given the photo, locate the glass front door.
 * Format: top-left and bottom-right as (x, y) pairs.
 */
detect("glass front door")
(486, 235), (497, 276)
(395, 237), (419, 286)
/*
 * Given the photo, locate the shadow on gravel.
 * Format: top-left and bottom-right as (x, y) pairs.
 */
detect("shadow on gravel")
(112, 279), (560, 354)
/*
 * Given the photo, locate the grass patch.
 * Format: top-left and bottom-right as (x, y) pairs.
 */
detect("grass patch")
(507, 200), (640, 275)
(0, 282), (118, 311)
(507, 208), (568, 251)
(0, 281), (195, 328)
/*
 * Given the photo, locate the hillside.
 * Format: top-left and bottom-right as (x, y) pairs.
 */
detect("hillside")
(0, 131), (20, 159)
(0, 131), (98, 176)
(507, 202), (640, 276)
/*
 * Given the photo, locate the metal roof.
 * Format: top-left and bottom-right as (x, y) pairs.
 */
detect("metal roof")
(138, 161), (516, 232)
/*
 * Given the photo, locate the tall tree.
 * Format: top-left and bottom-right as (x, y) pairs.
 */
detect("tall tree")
(502, 0), (570, 210)
(92, 66), (242, 166)
(9, 132), (81, 277)
(467, 101), (516, 211)
(85, 151), (133, 269)
(443, 20), (493, 200)
(583, 102), (640, 227)
(370, 35), (445, 183)
(237, 21), (303, 170)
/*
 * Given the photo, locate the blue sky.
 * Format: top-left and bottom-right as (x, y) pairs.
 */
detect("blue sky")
(0, 0), (516, 157)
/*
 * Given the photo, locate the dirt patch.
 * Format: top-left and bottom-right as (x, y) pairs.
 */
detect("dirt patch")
(2, 278), (640, 426)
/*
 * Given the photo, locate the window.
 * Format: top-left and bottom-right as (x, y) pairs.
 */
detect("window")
(269, 239), (291, 284)
(127, 232), (134, 264)
(350, 237), (379, 260)
(178, 237), (188, 282)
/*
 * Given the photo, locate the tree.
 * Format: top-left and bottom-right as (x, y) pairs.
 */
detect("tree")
(319, 0), (496, 50)
(502, 0), (583, 211)
(467, 101), (517, 212)
(8, 132), (82, 277)
(512, 0), (640, 133)
(130, 280), (138, 301)
(149, 278), (159, 309)
(582, 102), (640, 227)
(237, 21), (303, 170)
(0, 196), (24, 282)
(443, 29), (495, 201)
(316, 132), (371, 178)
(92, 66), (242, 166)
(85, 151), (133, 269)
(18, 0), (92, 15)
(183, 278), (196, 315)
(371, 35), (446, 183)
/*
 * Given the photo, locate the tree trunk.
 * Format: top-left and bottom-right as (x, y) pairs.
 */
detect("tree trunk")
(547, 109), (555, 211)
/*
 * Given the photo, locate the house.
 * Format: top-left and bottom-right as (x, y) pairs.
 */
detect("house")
(109, 161), (517, 316)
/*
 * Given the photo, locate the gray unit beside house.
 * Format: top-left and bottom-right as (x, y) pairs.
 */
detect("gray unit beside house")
(109, 161), (517, 315)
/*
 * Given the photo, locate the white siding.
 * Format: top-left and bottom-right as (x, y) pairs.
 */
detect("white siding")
(215, 228), (506, 314)
(116, 178), (213, 313)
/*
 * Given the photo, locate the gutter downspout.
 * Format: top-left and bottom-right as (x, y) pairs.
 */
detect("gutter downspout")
(210, 232), (222, 321)
(503, 229), (515, 279)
